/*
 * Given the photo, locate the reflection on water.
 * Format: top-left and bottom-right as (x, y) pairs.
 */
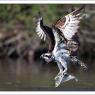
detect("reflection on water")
(0, 58), (95, 90)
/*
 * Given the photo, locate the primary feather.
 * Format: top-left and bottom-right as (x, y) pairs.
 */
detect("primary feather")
(35, 12), (55, 52)
(36, 21), (46, 41)
(54, 7), (84, 40)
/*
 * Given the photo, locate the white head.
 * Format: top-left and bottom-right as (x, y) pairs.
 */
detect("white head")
(40, 53), (54, 63)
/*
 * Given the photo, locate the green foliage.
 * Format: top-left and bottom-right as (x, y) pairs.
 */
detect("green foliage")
(0, 4), (59, 32)
(0, 4), (94, 33)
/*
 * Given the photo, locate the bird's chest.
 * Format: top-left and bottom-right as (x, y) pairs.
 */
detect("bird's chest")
(53, 47), (70, 60)
(53, 43), (64, 52)
(53, 50), (70, 58)
(52, 42), (70, 61)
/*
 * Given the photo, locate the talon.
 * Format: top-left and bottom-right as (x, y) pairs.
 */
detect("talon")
(55, 72), (64, 87)
(62, 74), (78, 83)
(81, 63), (88, 70)
(78, 61), (88, 70)
(55, 72), (62, 80)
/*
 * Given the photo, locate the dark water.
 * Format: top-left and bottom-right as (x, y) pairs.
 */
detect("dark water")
(0, 58), (95, 91)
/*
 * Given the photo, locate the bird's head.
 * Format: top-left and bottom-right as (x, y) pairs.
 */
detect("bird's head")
(40, 53), (53, 63)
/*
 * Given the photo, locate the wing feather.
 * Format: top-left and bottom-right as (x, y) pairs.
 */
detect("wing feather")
(54, 7), (84, 40)
(36, 22), (55, 52)
(36, 24), (46, 41)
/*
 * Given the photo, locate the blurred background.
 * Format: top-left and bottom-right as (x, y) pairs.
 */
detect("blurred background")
(0, 4), (94, 90)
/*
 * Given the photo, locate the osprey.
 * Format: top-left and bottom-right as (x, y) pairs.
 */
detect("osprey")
(35, 6), (87, 87)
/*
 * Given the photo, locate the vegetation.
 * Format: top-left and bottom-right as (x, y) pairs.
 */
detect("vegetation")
(0, 4), (94, 60)
(0, 5), (82, 30)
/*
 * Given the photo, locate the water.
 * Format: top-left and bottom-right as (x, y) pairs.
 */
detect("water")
(0, 58), (94, 91)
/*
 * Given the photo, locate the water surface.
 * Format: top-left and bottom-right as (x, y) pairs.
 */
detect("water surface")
(0, 58), (94, 91)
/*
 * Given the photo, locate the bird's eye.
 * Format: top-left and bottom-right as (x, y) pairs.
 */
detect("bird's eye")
(45, 55), (49, 57)
(45, 55), (52, 58)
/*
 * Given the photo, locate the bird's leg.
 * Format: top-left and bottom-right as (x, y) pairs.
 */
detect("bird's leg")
(60, 59), (68, 76)
(55, 62), (65, 87)
(55, 62), (63, 80)
(57, 62), (63, 74)
(60, 59), (78, 83)
(71, 56), (87, 69)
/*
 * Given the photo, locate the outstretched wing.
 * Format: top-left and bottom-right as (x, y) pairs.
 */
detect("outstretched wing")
(54, 6), (84, 40)
(35, 12), (55, 52)
(36, 23), (46, 41)
(36, 24), (55, 52)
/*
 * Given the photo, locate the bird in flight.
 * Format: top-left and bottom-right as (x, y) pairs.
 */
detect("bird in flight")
(35, 6), (87, 87)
